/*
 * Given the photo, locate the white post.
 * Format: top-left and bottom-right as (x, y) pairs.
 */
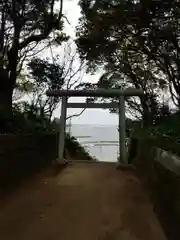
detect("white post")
(118, 95), (126, 164)
(58, 96), (67, 162)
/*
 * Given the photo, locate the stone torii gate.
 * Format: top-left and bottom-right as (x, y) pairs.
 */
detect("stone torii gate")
(46, 88), (143, 165)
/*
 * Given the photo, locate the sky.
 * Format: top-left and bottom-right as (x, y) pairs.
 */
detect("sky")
(51, 0), (118, 125)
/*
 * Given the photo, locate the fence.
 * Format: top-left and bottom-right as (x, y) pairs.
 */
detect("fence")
(129, 137), (180, 239)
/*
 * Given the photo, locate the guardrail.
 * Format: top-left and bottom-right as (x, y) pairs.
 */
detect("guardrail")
(128, 137), (180, 239)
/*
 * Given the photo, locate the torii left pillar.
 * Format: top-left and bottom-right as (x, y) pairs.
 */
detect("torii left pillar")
(58, 96), (67, 162)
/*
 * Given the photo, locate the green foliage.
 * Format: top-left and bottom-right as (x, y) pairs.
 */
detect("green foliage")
(65, 133), (94, 160)
(26, 57), (66, 120)
(0, 0), (68, 112)
(28, 58), (65, 90)
(0, 101), (94, 160)
(0, 102), (54, 133)
(0, 0), (68, 67)
(134, 112), (180, 156)
(76, 0), (180, 124)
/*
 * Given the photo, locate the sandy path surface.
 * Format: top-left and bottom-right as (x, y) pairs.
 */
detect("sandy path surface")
(0, 162), (166, 240)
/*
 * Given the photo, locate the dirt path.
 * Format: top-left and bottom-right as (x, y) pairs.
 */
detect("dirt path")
(0, 162), (166, 240)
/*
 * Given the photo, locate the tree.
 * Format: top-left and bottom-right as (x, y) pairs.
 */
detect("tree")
(25, 43), (86, 122)
(76, 0), (176, 124)
(0, 0), (68, 113)
(27, 57), (64, 121)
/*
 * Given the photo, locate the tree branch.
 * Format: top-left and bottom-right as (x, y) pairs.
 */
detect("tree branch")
(66, 108), (86, 120)
(19, 0), (63, 50)
(58, 0), (63, 22)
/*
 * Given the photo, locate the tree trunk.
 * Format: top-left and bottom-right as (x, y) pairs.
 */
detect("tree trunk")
(0, 88), (13, 113)
(140, 95), (152, 127)
(0, 67), (14, 133)
(0, 67), (13, 113)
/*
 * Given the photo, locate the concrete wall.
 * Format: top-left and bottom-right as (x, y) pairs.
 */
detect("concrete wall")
(0, 133), (58, 188)
(129, 138), (180, 239)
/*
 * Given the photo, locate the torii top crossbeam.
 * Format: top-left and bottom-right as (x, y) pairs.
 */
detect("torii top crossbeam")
(46, 88), (144, 98)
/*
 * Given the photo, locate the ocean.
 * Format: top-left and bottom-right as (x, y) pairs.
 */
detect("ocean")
(66, 124), (119, 162)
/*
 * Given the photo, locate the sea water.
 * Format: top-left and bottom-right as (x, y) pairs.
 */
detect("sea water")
(67, 124), (119, 162)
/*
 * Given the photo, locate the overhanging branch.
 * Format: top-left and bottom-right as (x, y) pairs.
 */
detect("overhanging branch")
(66, 108), (86, 120)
